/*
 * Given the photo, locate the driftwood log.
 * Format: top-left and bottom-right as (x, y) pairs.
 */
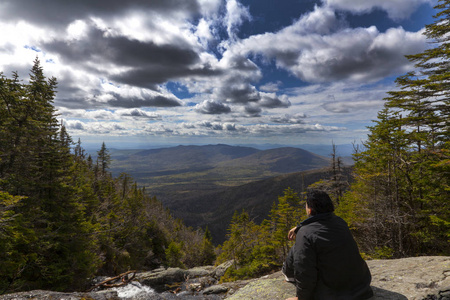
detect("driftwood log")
(87, 270), (137, 292)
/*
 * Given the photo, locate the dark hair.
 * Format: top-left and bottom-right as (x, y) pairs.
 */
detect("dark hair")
(306, 189), (334, 215)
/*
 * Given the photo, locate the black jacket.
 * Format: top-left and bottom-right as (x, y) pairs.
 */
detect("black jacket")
(293, 213), (373, 300)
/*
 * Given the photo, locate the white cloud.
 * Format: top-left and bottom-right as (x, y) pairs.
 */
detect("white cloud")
(233, 5), (427, 83)
(224, 0), (251, 40)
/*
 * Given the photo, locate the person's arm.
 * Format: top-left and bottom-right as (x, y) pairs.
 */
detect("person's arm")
(288, 225), (301, 240)
(293, 229), (317, 300)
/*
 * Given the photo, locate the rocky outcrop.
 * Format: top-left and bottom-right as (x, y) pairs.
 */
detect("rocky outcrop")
(225, 256), (450, 300)
(1, 256), (448, 300)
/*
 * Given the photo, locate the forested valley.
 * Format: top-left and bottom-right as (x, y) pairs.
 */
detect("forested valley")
(1, 0), (449, 295)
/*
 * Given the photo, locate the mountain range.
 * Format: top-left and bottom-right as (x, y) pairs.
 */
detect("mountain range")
(108, 144), (349, 244)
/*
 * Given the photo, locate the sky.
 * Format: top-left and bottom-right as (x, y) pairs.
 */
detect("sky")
(0, 0), (438, 150)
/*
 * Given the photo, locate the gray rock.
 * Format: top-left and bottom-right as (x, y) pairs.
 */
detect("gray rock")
(367, 256), (450, 300)
(136, 267), (187, 290)
(186, 266), (215, 278)
(203, 285), (229, 295)
(225, 256), (450, 300)
(213, 260), (234, 279)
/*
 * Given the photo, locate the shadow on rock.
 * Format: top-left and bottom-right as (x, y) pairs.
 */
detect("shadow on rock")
(371, 286), (407, 300)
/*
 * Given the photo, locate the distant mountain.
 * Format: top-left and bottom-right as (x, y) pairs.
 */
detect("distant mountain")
(110, 144), (260, 177)
(109, 144), (330, 188)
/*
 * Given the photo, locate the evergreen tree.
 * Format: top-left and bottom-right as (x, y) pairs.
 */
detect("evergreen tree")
(218, 188), (306, 281)
(268, 188), (303, 259)
(339, 0), (450, 257)
(0, 59), (99, 291)
(199, 227), (216, 265)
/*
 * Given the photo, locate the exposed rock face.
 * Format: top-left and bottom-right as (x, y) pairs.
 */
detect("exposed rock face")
(367, 256), (450, 300)
(225, 256), (450, 300)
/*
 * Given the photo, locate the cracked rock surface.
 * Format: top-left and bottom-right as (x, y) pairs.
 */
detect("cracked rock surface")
(225, 256), (450, 299)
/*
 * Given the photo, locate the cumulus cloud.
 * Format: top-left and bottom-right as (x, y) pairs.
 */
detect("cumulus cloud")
(234, 5), (428, 84)
(259, 93), (290, 108)
(43, 23), (217, 89)
(195, 100), (232, 114)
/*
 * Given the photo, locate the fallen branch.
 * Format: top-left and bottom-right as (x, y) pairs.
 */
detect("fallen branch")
(87, 270), (137, 292)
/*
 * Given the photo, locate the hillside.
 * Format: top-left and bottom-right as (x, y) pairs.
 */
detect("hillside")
(161, 167), (352, 244)
(107, 144), (338, 244)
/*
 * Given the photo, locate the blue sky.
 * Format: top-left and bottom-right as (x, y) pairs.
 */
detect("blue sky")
(0, 0), (437, 150)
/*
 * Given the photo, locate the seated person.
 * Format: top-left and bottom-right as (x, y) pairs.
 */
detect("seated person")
(283, 189), (373, 300)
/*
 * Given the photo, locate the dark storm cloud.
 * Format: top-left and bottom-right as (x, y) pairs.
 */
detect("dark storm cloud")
(0, 0), (200, 27)
(195, 100), (232, 114)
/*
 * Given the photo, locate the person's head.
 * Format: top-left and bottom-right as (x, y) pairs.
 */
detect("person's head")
(305, 189), (334, 216)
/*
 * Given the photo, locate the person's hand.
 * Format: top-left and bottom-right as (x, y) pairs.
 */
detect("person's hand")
(285, 297), (298, 300)
(288, 226), (297, 241)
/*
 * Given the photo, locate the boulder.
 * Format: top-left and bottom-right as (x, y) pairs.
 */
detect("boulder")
(135, 265), (220, 292)
(136, 267), (188, 292)
(213, 260), (234, 279)
(224, 256), (450, 300)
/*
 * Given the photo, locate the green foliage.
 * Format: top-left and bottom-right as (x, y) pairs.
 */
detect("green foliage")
(337, 0), (450, 257)
(199, 227), (216, 266)
(218, 188), (306, 281)
(361, 246), (394, 260)
(0, 191), (36, 293)
(165, 242), (185, 268)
